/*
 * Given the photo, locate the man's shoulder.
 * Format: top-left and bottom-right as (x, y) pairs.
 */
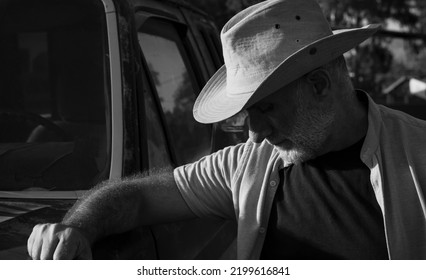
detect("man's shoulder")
(242, 139), (279, 158)
(378, 104), (426, 130)
(217, 139), (277, 156)
(214, 139), (280, 168)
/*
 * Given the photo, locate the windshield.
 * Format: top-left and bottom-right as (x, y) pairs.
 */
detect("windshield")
(0, 0), (110, 191)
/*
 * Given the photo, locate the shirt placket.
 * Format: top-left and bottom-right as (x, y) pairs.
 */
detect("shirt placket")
(252, 171), (280, 258)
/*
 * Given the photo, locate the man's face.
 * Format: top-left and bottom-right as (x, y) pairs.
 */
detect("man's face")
(246, 78), (335, 164)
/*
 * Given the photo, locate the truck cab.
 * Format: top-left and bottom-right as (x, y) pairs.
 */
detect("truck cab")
(0, 0), (245, 259)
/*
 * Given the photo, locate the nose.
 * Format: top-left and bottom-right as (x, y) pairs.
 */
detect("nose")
(246, 108), (272, 143)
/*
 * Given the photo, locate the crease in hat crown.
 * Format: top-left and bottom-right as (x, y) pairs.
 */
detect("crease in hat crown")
(193, 0), (380, 124)
(222, 0), (332, 96)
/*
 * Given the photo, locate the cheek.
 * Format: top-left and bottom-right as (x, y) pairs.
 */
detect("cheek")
(268, 109), (298, 133)
(265, 88), (301, 133)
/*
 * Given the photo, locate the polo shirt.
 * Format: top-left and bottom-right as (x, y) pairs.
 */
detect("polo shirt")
(260, 139), (388, 259)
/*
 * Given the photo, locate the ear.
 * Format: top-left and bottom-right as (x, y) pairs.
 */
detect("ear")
(305, 68), (331, 97)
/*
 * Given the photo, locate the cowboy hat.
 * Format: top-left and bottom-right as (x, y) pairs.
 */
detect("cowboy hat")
(193, 0), (380, 124)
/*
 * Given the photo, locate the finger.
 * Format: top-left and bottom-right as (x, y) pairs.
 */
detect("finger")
(53, 237), (76, 260)
(53, 227), (90, 260)
(75, 239), (93, 260)
(27, 227), (35, 258)
(40, 232), (60, 260)
(30, 224), (46, 260)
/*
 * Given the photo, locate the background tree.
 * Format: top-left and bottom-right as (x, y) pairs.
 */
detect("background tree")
(189, 0), (263, 28)
(317, 0), (425, 98)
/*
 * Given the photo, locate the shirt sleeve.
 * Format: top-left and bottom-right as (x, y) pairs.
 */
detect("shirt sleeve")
(173, 143), (247, 220)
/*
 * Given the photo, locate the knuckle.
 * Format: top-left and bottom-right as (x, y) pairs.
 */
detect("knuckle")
(49, 223), (60, 232)
(60, 227), (75, 240)
(35, 223), (53, 234)
(32, 223), (43, 234)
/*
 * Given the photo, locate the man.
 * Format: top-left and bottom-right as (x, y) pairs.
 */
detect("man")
(28, 0), (426, 260)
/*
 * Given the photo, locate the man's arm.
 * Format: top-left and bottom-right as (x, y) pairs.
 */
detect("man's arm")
(27, 171), (197, 260)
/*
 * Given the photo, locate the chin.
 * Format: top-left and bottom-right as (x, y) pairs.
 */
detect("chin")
(275, 146), (314, 165)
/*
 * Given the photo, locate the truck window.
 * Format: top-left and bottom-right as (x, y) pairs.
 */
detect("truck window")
(197, 24), (223, 70)
(0, 0), (110, 191)
(138, 18), (211, 166)
(140, 70), (173, 171)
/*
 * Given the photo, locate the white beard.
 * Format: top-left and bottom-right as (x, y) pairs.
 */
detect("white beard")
(274, 86), (335, 164)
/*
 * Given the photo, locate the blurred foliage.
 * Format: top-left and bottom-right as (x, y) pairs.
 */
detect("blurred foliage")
(317, 0), (426, 98)
(318, 0), (421, 30)
(189, 0), (426, 99)
(188, 0), (263, 29)
(189, 0), (425, 31)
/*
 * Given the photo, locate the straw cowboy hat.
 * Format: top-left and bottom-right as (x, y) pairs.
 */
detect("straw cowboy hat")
(193, 0), (380, 123)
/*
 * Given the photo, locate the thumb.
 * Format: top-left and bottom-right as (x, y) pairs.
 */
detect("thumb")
(53, 228), (93, 260)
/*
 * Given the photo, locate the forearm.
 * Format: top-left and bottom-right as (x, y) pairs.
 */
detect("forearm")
(62, 171), (181, 244)
(28, 170), (195, 260)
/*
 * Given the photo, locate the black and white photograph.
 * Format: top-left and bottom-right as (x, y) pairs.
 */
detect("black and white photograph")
(0, 0), (425, 277)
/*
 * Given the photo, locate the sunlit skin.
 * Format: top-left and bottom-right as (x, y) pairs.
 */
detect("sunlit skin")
(246, 68), (369, 164)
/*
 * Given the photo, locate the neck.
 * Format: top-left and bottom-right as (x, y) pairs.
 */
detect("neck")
(326, 89), (368, 153)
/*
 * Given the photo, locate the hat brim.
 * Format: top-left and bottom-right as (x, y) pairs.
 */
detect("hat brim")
(193, 24), (381, 124)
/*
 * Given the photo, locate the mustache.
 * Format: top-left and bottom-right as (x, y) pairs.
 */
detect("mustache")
(266, 137), (287, 146)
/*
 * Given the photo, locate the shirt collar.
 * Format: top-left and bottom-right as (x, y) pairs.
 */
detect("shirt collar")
(358, 90), (382, 166)
(251, 89), (382, 167)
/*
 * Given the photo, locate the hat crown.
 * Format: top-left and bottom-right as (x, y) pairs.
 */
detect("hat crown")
(222, 0), (332, 95)
(193, 0), (379, 124)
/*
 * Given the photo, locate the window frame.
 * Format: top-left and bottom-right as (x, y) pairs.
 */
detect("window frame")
(135, 11), (212, 167)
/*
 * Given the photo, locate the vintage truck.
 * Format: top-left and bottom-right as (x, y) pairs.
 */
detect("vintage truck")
(0, 0), (246, 259)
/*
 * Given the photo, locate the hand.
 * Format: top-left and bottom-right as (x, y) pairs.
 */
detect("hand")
(27, 223), (93, 260)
